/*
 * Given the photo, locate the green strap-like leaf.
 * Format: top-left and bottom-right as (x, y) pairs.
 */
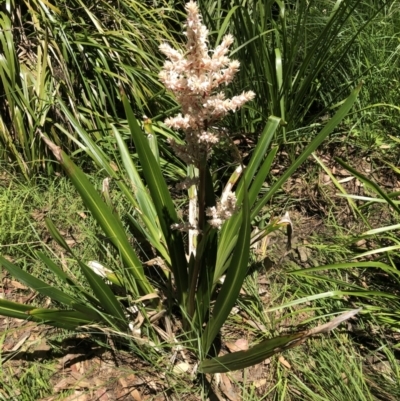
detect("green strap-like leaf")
(77, 261), (128, 330)
(213, 212), (241, 284)
(192, 228), (218, 331)
(27, 308), (97, 330)
(41, 135), (154, 296)
(248, 146), (279, 208)
(251, 83), (362, 220)
(36, 251), (101, 307)
(238, 116), (281, 199)
(0, 255), (103, 321)
(289, 261), (400, 280)
(199, 332), (304, 373)
(214, 117), (280, 282)
(112, 124), (168, 260)
(121, 92), (188, 302)
(0, 255), (81, 308)
(45, 217), (73, 253)
(0, 299), (38, 320)
(201, 187), (251, 355)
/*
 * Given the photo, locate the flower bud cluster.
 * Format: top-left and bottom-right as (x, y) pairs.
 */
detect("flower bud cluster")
(159, 1), (255, 166)
(205, 191), (238, 229)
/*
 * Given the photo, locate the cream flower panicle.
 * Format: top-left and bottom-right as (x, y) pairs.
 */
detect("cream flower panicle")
(158, 1), (254, 163)
(159, 1), (254, 229)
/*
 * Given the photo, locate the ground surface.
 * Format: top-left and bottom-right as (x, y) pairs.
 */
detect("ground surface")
(1, 141), (400, 400)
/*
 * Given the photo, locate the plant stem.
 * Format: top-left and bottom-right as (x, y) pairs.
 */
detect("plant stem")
(187, 155), (207, 320)
(188, 164), (198, 257)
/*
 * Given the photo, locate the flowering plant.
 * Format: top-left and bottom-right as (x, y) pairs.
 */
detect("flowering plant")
(0, 1), (362, 374)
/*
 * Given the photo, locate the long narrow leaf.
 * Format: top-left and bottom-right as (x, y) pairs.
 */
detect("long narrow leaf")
(248, 146), (279, 207)
(288, 261), (400, 279)
(251, 82), (362, 220)
(200, 309), (361, 373)
(112, 124), (169, 261)
(27, 309), (96, 329)
(0, 299), (38, 320)
(200, 332), (304, 373)
(77, 261), (128, 330)
(335, 157), (400, 215)
(45, 217), (73, 253)
(36, 251), (101, 306)
(201, 187), (251, 354)
(41, 134), (154, 296)
(0, 255), (104, 321)
(238, 116), (281, 201)
(121, 91), (188, 302)
(0, 255), (82, 308)
(214, 117), (281, 281)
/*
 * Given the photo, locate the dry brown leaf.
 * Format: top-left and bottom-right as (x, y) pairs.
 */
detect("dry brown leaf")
(306, 308), (361, 335)
(253, 378), (267, 388)
(8, 332), (31, 351)
(3, 331), (31, 351)
(322, 174), (331, 183)
(70, 371), (83, 381)
(57, 353), (80, 367)
(147, 380), (158, 391)
(220, 373), (239, 401)
(94, 388), (109, 401)
(69, 372), (92, 389)
(226, 338), (248, 352)
(70, 361), (81, 373)
(225, 342), (240, 353)
(116, 388), (130, 400)
(248, 363), (266, 381)
(10, 280), (28, 290)
(235, 338), (249, 351)
(130, 389), (142, 401)
(125, 373), (139, 385)
(34, 339), (52, 352)
(54, 378), (75, 392)
(118, 377), (128, 388)
(278, 355), (291, 369)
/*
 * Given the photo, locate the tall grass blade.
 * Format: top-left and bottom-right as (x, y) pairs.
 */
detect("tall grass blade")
(335, 157), (400, 214)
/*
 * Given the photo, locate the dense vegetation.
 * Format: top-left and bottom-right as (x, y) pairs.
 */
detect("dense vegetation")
(0, 0), (399, 399)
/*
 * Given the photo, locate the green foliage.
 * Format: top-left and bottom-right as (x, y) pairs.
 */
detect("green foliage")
(0, 0), (378, 379)
(0, 359), (55, 401)
(0, 0), (182, 178)
(0, 83), (361, 373)
(198, 0), (398, 139)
